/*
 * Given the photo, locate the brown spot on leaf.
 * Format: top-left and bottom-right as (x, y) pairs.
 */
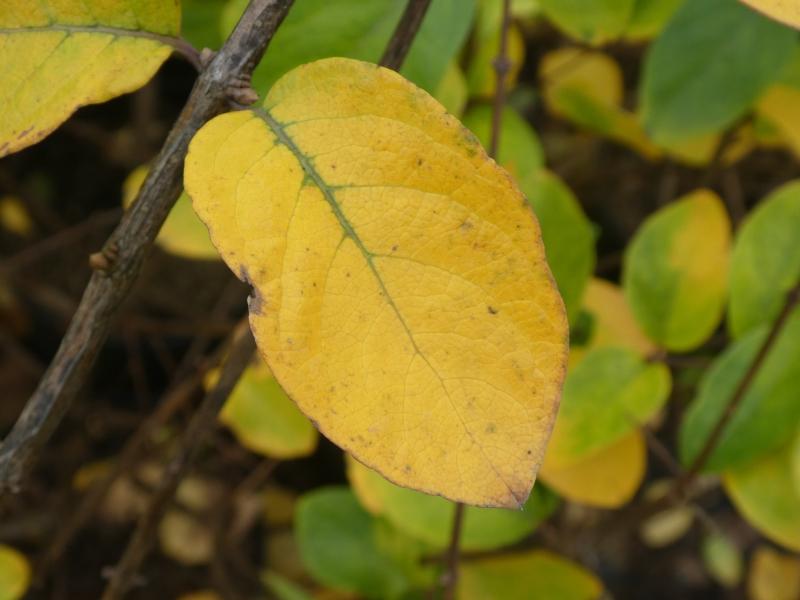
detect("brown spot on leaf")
(488, 305), (498, 315)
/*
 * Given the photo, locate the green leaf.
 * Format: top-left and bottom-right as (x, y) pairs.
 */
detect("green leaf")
(182, 0), (227, 51)
(679, 309), (800, 472)
(640, 0), (796, 145)
(545, 347), (671, 469)
(702, 533), (743, 588)
(459, 550), (603, 600)
(537, 0), (637, 44)
(222, 0), (475, 94)
(729, 180), (800, 338)
(525, 171), (596, 324)
(623, 190), (731, 351)
(347, 456), (558, 551)
(296, 488), (431, 599)
(219, 360), (318, 460)
(261, 571), (314, 600)
(723, 432), (800, 552)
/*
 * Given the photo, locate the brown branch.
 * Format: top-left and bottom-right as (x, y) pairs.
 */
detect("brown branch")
(681, 280), (800, 481)
(0, 0), (295, 493)
(379, 0), (432, 71)
(489, 0), (512, 158)
(442, 502), (466, 600)
(37, 338), (230, 576)
(100, 320), (256, 600)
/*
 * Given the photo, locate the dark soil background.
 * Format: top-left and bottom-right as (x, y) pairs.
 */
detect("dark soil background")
(1, 26), (798, 600)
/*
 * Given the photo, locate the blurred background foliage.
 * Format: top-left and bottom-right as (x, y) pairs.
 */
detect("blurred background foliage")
(1, 0), (800, 598)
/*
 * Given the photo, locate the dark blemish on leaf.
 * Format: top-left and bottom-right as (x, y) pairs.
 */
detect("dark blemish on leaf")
(404, 464), (412, 473)
(16, 126), (33, 140)
(346, 272), (351, 278)
(391, 244), (398, 252)
(485, 423), (497, 434)
(416, 158), (423, 166)
(488, 305), (498, 315)
(460, 220), (473, 231)
(248, 291), (265, 315)
(527, 449), (533, 455)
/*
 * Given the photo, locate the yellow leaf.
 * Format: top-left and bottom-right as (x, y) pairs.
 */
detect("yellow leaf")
(0, 0), (180, 157)
(0, 545), (30, 600)
(540, 48), (661, 160)
(741, 0), (800, 29)
(0, 196), (33, 237)
(757, 84), (800, 158)
(123, 166), (219, 261)
(185, 58), (568, 508)
(219, 358), (318, 460)
(638, 480), (694, 548)
(540, 429), (646, 508)
(748, 545), (800, 600)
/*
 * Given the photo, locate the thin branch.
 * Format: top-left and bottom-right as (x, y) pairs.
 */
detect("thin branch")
(0, 0), (295, 493)
(442, 502), (466, 600)
(100, 320), (256, 600)
(682, 280), (800, 481)
(489, 0), (512, 158)
(379, 0), (432, 71)
(37, 339), (229, 576)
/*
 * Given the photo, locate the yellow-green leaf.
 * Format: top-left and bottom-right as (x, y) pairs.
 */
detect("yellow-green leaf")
(540, 429), (646, 508)
(467, 20), (525, 99)
(623, 189), (731, 351)
(724, 432), (800, 552)
(572, 278), (657, 366)
(0, 545), (30, 600)
(346, 456), (558, 551)
(545, 346), (670, 469)
(0, 0), (180, 157)
(702, 533), (743, 588)
(458, 550), (603, 600)
(185, 58), (568, 508)
(123, 166), (219, 261)
(537, 0), (636, 45)
(539, 48), (661, 160)
(747, 545), (800, 600)
(742, 0), (800, 29)
(219, 358), (318, 460)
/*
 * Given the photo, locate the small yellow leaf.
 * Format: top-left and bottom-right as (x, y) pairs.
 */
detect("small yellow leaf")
(185, 58), (568, 507)
(748, 545), (800, 600)
(540, 429), (646, 508)
(0, 545), (30, 600)
(0, 196), (33, 237)
(219, 358), (318, 460)
(741, 0), (800, 29)
(639, 481), (694, 548)
(756, 84), (800, 158)
(0, 1), (180, 156)
(540, 48), (661, 160)
(158, 510), (213, 565)
(123, 166), (219, 261)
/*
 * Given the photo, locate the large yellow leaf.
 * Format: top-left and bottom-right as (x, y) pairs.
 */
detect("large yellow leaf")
(742, 0), (800, 29)
(184, 58), (568, 508)
(0, 0), (180, 156)
(748, 546), (800, 600)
